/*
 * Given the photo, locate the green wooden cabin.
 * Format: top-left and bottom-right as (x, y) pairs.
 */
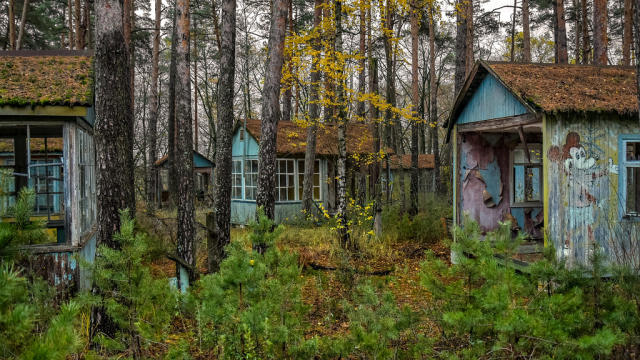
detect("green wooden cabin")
(0, 51), (97, 294)
(447, 61), (640, 267)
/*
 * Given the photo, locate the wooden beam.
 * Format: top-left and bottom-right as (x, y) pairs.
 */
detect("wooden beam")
(457, 113), (540, 133)
(517, 126), (531, 163)
(0, 105), (89, 117)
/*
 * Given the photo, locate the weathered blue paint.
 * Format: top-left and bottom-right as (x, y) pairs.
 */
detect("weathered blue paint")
(232, 130), (259, 157)
(78, 233), (96, 290)
(457, 74), (528, 125)
(618, 134), (640, 221)
(479, 159), (502, 204)
(194, 152), (214, 168)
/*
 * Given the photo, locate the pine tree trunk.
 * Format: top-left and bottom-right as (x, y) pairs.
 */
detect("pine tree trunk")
(211, 0), (236, 272)
(510, 0), (517, 61)
(382, 0), (394, 149)
(334, 0), (351, 250)
(555, 0), (569, 63)
(370, 57), (382, 236)
(522, 0), (531, 62)
(634, 0), (640, 124)
(74, 0), (81, 48)
(168, 10), (178, 201)
(593, 0), (608, 65)
(146, 0), (161, 209)
(16, 0), (28, 50)
(93, 0), (135, 338)
(429, 2), (440, 194)
(454, 0), (467, 95)
(68, 0), (74, 49)
(464, 0), (473, 76)
(256, 0), (289, 221)
(356, 0), (366, 119)
(409, 0), (420, 216)
(623, 0), (633, 65)
(175, 0), (195, 286)
(574, 0), (581, 63)
(581, 0), (589, 63)
(302, 0), (323, 214)
(281, 3), (294, 123)
(9, 0), (15, 49)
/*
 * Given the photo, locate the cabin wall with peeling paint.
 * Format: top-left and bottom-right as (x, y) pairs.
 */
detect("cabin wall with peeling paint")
(458, 133), (511, 232)
(544, 113), (640, 267)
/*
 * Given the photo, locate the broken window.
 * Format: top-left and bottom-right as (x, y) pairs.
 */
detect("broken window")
(622, 139), (640, 218)
(297, 159), (320, 201)
(511, 144), (542, 206)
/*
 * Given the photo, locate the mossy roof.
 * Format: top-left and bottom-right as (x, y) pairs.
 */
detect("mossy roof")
(0, 55), (93, 107)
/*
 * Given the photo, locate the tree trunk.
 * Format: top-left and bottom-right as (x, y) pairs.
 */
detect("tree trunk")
(356, 0), (366, 119)
(581, 0), (589, 63)
(370, 57), (382, 236)
(256, 0), (289, 221)
(68, 0), (74, 49)
(81, 0), (89, 48)
(522, 0), (531, 62)
(510, 0), (516, 62)
(146, 0), (161, 209)
(464, 0), (474, 76)
(454, 0), (467, 94)
(334, 0), (351, 250)
(211, 0), (236, 272)
(382, 0), (394, 149)
(634, 0), (640, 124)
(168, 9), (178, 201)
(409, 0), (420, 216)
(281, 3), (294, 123)
(175, 0), (195, 287)
(16, 0), (28, 50)
(573, 0), (581, 63)
(593, 0), (608, 65)
(555, 0), (569, 63)
(9, 0), (15, 49)
(74, 0), (81, 49)
(302, 0), (323, 215)
(93, 0), (135, 338)
(623, 0), (633, 65)
(429, 3), (440, 194)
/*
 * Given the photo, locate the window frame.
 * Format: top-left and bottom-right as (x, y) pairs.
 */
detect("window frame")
(244, 159), (259, 200)
(276, 158), (297, 202)
(618, 134), (640, 221)
(231, 159), (243, 200)
(297, 159), (321, 201)
(509, 143), (543, 208)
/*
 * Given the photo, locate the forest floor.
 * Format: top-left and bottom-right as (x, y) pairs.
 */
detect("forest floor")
(141, 208), (451, 350)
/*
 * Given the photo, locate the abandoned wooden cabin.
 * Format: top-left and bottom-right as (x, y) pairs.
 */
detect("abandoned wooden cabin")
(230, 119), (386, 224)
(384, 154), (436, 193)
(447, 60), (640, 266)
(154, 150), (214, 206)
(0, 51), (96, 293)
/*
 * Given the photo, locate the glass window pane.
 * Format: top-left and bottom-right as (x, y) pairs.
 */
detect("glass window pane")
(627, 142), (640, 161)
(626, 166), (640, 215)
(514, 165), (525, 203)
(513, 149), (526, 163)
(313, 187), (320, 200)
(525, 167), (541, 201)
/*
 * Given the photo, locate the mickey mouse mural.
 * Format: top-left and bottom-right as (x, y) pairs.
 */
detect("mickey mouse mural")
(548, 132), (618, 265)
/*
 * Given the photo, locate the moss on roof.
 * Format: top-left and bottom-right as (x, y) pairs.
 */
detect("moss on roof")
(0, 55), (93, 107)
(488, 62), (637, 114)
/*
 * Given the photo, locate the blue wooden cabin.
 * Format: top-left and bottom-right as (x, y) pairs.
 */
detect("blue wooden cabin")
(230, 119), (380, 224)
(0, 51), (97, 294)
(154, 150), (214, 206)
(447, 60), (640, 266)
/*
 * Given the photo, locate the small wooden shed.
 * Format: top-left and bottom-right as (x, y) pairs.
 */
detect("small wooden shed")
(229, 119), (384, 224)
(0, 50), (97, 293)
(154, 150), (214, 206)
(447, 61), (640, 266)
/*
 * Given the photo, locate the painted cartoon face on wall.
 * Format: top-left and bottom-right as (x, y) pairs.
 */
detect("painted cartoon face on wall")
(548, 131), (618, 264)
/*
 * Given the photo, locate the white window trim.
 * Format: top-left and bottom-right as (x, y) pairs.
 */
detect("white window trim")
(619, 135), (640, 220)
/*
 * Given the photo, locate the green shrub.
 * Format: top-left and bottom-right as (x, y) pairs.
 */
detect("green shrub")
(83, 209), (178, 357)
(382, 195), (450, 244)
(420, 220), (635, 359)
(189, 212), (317, 359)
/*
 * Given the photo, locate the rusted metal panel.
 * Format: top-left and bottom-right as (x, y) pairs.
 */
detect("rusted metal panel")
(545, 113), (640, 266)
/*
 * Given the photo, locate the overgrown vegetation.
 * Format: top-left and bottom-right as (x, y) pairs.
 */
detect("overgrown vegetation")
(5, 196), (640, 359)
